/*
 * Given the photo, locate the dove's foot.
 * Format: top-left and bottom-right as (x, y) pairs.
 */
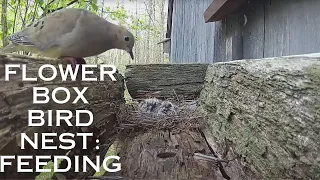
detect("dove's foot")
(74, 57), (86, 66)
(61, 56), (86, 70)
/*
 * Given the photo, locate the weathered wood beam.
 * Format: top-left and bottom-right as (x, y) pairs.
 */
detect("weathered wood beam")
(0, 54), (125, 179)
(125, 64), (209, 100)
(204, 0), (247, 22)
(200, 56), (320, 179)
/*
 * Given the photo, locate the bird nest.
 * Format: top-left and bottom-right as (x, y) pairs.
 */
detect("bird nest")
(116, 98), (207, 136)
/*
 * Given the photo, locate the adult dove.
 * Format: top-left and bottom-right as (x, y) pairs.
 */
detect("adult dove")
(0, 8), (135, 68)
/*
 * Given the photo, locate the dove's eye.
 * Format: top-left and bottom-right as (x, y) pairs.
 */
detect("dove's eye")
(125, 36), (129, 41)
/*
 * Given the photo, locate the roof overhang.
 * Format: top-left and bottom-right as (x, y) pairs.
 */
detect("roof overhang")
(204, 0), (247, 23)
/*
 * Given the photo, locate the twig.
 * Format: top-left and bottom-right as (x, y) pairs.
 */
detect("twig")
(21, 0), (30, 28)
(40, 0), (57, 14)
(1, 0), (9, 46)
(42, 0), (79, 16)
(199, 130), (231, 180)
(47, 0), (56, 6)
(193, 153), (229, 163)
(12, 0), (20, 33)
(50, 0), (78, 12)
(30, 1), (39, 23)
(39, 0), (55, 10)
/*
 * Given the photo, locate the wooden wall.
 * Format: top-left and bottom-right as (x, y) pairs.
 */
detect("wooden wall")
(170, 0), (215, 63)
(215, 0), (320, 61)
(170, 0), (320, 63)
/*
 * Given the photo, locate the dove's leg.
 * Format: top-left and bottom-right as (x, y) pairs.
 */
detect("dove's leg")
(60, 57), (86, 70)
(60, 57), (77, 69)
(74, 57), (86, 65)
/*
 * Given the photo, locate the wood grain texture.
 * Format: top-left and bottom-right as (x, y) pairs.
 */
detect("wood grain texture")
(170, 0), (215, 63)
(125, 64), (208, 100)
(264, 0), (320, 57)
(213, 12), (243, 62)
(0, 54), (125, 179)
(242, 1), (265, 59)
(172, 0), (320, 64)
(200, 56), (320, 179)
(114, 130), (224, 180)
(215, 0), (320, 61)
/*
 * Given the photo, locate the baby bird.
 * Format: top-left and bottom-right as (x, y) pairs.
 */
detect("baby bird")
(0, 8), (135, 68)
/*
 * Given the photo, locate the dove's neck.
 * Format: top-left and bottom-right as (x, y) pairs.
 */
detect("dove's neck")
(111, 25), (127, 50)
(100, 23), (121, 50)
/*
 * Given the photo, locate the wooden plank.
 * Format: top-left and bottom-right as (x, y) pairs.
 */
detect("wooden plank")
(125, 64), (209, 100)
(204, 0), (226, 22)
(242, 1), (265, 59)
(204, 0), (247, 23)
(264, 0), (320, 57)
(227, 13), (243, 61)
(213, 20), (226, 62)
(263, 0), (289, 57)
(170, 0), (215, 63)
(213, 12), (243, 62)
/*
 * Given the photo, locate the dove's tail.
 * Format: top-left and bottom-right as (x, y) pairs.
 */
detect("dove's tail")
(0, 44), (18, 54)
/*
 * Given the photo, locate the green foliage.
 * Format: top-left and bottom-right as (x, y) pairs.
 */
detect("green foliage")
(105, 6), (128, 25)
(36, 0), (44, 7)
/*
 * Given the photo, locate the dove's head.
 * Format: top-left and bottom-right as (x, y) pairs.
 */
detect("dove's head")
(115, 26), (135, 60)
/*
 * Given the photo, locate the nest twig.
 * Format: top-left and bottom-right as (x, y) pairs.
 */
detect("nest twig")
(116, 99), (206, 135)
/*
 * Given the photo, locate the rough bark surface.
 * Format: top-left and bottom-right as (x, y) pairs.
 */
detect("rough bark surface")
(0, 54), (125, 179)
(125, 64), (208, 100)
(113, 129), (225, 180)
(200, 57), (320, 179)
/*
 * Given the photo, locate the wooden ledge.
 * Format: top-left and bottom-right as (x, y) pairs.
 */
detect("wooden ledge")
(204, 0), (247, 22)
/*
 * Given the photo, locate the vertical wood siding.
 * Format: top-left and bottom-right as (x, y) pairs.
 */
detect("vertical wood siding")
(171, 0), (320, 63)
(215, 0), (320, 61)
(170, 0), (215, 63)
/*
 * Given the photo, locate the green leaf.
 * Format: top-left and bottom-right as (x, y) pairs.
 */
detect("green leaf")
(9, 0), (16, 5)
(36, 0), (44, 6)
(90, 3), (98, 12)
(7, 20), (13, 30)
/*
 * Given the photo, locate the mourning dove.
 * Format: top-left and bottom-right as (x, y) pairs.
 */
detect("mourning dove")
(0, 8), (135, 67)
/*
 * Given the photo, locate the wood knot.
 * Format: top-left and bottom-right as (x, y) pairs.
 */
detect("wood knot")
(157, 152), (176, 159)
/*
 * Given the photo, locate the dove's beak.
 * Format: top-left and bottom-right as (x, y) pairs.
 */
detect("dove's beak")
(129, 50), (134, 60)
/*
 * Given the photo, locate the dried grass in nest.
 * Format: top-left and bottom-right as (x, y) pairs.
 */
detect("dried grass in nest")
(116, 98), (207, 136)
